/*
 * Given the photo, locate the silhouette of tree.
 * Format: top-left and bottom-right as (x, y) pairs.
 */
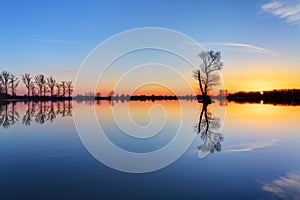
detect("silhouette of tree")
(66, 81), (73, 98)
(56, 83), (61, 97)
(35, 74), (46, 96)
(1, 71), (10, 95)
(96, 91), (101, 97)
(47, 76), (56, 97)
(43, 82), (48, 97)
(61, 81), (67, 97)
(195, 103), (223, 158)
(0, 74), (3, 93)
(22, 73), (32, 97)
(9, 74), (19, 96)
(30, 82), (36, 96)
(193, 51), (223, 101)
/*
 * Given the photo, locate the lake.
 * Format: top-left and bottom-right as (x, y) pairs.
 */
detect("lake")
(0, 100), (299, 199)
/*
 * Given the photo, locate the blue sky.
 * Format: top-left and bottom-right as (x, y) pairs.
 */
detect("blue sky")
(0, 0), (300, 93)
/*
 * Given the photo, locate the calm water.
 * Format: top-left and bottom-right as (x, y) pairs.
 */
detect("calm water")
(0, 100), (299, 199)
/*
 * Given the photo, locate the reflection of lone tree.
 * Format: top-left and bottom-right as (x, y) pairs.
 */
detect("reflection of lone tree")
(193, 51), (223, 101)
(195, 103), (223, 157)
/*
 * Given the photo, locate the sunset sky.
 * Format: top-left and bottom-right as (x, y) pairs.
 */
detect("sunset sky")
(0, 0), (299, 95)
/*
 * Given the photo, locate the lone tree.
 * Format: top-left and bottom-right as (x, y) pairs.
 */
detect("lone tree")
(9, 74), (19, 96)
(47, 76), (56, 97)
(1, 71), (10, 95)
(193, 51), (223, 101)
(35, 74), (46, 96)
(22, 73), (32, 97)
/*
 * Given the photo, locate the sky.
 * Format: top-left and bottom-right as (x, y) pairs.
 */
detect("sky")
(0, 0), (300, 95)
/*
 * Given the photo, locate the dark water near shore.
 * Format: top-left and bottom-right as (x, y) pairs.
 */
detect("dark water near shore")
(0, 100), (299, 199)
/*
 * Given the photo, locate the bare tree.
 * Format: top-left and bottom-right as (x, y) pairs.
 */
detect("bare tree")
(0, 74), (3, 93)
(9, 74), (19, 96)
(109, 90), (114, 97)
(193, 51), (223, 101)
(30, 82), (36, 96)
(35, 74), (46, 96)
(47, 76), (56, 97)
(22, 73), (32, 97)
(61, 81), (66, 97)
(56, 83), (61, 97)
(66, 81), (73, 98)
(43, 84), (48, 97)
(1, 71), (10, 95)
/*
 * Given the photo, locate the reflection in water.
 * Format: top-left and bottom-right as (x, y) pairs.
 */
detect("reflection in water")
(0, 101), (73, 129)
(262, 170), (300, 199)
(195, 103), (223, 158)
(224, 139), (277, 153)
(0, 102), (20, 129)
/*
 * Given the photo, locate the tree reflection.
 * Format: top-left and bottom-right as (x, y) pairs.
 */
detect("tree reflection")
(35, 101), (47, 124)
(195, 102), (223, 158)
(0, 102), (20, 129)
(0, 100), (73, 129)
(23, 102), (35, 125)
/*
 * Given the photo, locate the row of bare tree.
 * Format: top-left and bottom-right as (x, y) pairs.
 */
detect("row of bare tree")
(0, 71), (73, 97)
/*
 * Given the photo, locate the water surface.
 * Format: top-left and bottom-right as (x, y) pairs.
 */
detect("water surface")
(0, 100), (299, 199)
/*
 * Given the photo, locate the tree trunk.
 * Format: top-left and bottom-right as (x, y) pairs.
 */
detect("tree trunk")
(197, 72), (205, 97)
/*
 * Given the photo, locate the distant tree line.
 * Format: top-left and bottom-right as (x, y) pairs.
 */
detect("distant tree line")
(228, 89), (300, 98)
(227, 89), (300, 106)
(0, 70), (73, 98)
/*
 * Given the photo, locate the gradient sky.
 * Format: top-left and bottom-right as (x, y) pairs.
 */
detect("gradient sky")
(0, 0), (299, 95)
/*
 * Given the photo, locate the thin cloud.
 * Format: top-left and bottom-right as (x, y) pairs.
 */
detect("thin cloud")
(28, 38), (80, 44)
(202, 42), (277, 56)
(224, 139), (277, 153)
(261, 0), (300, 26)
(64, 69), (77, 73)
(262, 169), (300, 199)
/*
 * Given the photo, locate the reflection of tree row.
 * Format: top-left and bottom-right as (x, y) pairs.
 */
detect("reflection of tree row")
(0, 101), (72, 129)
(227, 98), (300, 106)
(195, 103), (223, 157)
(0, 102), (19, 128)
